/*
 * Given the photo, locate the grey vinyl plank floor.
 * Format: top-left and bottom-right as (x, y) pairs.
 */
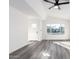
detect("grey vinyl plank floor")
(10, 40), (70, 59)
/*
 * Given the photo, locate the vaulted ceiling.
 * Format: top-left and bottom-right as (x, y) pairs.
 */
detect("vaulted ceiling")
(10, 0), (70, 20)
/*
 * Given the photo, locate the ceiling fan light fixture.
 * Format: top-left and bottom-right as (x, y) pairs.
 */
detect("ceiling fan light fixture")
(54, 6), (58, 9)
(44, 0), (70, 10)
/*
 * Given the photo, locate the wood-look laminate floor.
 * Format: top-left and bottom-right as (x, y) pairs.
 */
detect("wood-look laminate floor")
(10, 40), (70, 59)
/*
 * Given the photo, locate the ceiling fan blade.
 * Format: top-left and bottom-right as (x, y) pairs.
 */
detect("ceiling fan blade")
(55, 0), (59, 2)
(43, 0), (55, 4)
(58, 2), (70, 5)
(49, 5), (55, 9)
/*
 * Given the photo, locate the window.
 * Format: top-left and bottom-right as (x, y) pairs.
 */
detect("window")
(46, 24), (64, 35)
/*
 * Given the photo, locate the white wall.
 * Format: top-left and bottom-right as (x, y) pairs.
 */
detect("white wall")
(42, 17), (70, 40)
(28, 19), (42, 41)
(9, 6), (43, 53)
(9, 6), (28, 53)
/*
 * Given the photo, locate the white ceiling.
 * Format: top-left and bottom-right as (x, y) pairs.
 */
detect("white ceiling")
(10, 0), (70, 20)
(41, 0), (70, 19)
(25, 0), (70, 20)
(9, 0), (40, 18)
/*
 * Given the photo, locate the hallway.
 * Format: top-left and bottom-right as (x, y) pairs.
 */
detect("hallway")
(10, 40), (70, 59)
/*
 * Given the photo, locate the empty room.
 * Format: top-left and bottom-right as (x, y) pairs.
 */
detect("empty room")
(9, 0), (70, 59)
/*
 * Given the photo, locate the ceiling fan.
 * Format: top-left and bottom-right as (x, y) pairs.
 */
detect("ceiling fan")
(43, 0), (70, 10)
